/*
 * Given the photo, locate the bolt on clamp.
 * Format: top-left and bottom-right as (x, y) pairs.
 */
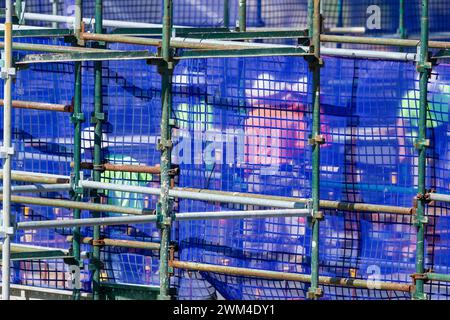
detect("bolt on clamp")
(0, 146), (15, 159)
(1, 66), (16, 80)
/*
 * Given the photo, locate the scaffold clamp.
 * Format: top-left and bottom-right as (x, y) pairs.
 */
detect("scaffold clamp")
(307, 287), (323, 299)
(308, 134), (325, 146)
(92, 239), (106, 247)
(0, 226), (15, 238)
(157, 139), (173, 151)
(0, 146), (15, 158)
(70, 112), (85, 124)
(91, 111), (107, 124)
(414, 138), (430, 150)
(1, 66), (16, 80)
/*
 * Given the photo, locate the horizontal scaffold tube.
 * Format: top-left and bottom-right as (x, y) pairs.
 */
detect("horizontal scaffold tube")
(80, 180), (308, 209)
(16, 209), (309, 230)
(0, 171), (70, 184)
(169, 261), (413, 292)
(0, 41), (112, 53)
(0, 100), (72, 112)
(81, 33), (416, 61)
(66, 236), (161, 250)
(3, 195), (148, 215)
(70, 162), (171, 175)
(1, 174), (412, 214)
(80, 180), (413, 214)
(321, 34), (450, 49)
(180, 187), (413, 214)
(22, 12), (190, 30)
(2, 184), (71, 194)
(427, 193), (450, 203)
(425, 273), (450, 282)
(80, 32), (294, 50)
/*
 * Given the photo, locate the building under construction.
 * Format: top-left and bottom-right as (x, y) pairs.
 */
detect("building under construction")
(0, 0), (450, 300)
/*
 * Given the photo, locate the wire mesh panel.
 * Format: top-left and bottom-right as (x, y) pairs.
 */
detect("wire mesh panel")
(1, 1), (450, 301)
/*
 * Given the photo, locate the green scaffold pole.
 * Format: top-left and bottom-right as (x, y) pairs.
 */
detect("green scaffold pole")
(70, 0), (84, 301)
(307, 0), (324, 300)
(91, 0), (104, 300)
(413, 0), (430, 300)
(157, 0), (174, 300)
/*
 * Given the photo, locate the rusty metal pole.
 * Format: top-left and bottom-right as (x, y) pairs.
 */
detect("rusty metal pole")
(1, 0), (15, 301)
(307, 0), (324, 300)
(157, 0), (174, 300)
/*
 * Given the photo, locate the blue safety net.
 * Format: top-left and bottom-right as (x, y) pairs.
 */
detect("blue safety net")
(13, 0), (450, 36)
(1, 0), (450, 300)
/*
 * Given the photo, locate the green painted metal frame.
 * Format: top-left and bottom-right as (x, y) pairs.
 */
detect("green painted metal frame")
(15, 50), (159, 64)
(398, 0), (407, 39)
(0, 244), (73, 262)
(99, 283), (176, 300)
(175, 47), (311, 59)
(177, 30), (309, 40)
(157, 0), (174, 301)
(426, 273), (450, 283)
(91, 0), (104, 301)
(70, 0), (84, 301)
(307, 0), (323, 300)
(0, 28), (74, 38)
(412, 0), (430, 301)
(3, 0), (450, 301)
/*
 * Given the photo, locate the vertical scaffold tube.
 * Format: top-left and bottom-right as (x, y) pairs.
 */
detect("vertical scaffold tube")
(158, 0), (173, 300)
(223, 0), (229, 28)
(91, 0), (103, 300)
(398, 0), (407, 39)
(51, 0), (59, 29)
(337, 0), (343, 29)
(71, 0), (84, 301)
(308, 0), (323, 300)
(1, 0), (14, 301)
(414, 0), (430, 301)
(239, 0), (246, 32)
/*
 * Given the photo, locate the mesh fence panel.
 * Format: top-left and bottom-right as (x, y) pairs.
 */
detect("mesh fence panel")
(1, 1), (450, 300)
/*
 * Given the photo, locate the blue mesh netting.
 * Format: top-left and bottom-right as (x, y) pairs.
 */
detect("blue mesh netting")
(1, 0), (450, 300)
(9, 0), (450, 36)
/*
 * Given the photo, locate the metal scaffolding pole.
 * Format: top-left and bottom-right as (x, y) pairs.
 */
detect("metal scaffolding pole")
(66, 236), (162, 251)
(307, 0), (323, 300)
(0, 99), (72, 112)
(1, 183), (71, 194)
(169, 261), (413, 292)
(157, 0), (174, 301)
(2, 195), (151, 216)
(80, 180), (414, 215)
(50, 0), (59, 29)
(90, 0), (104, 301)
(238, 0), (247, 32)
(0, 170), (70, 184)
(398, 0), (407, 39)
(1, 0), (14, 301)
(413, 0), (430, 301)
(16, 209), (310, 230)
(70, 0), (84, 301)
(223, 0), (229, 28)
(428, 193), (450, 203)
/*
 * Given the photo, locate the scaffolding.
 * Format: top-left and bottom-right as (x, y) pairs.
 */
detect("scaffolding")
(0, 0), (449, 300)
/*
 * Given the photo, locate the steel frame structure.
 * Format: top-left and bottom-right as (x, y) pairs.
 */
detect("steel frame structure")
(0, 0), (449, 300)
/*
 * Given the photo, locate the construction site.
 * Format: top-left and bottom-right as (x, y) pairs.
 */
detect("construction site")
(0, 0), (449, 300)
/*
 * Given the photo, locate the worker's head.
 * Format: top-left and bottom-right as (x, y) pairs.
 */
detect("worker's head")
(245, 73), (309, 107)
